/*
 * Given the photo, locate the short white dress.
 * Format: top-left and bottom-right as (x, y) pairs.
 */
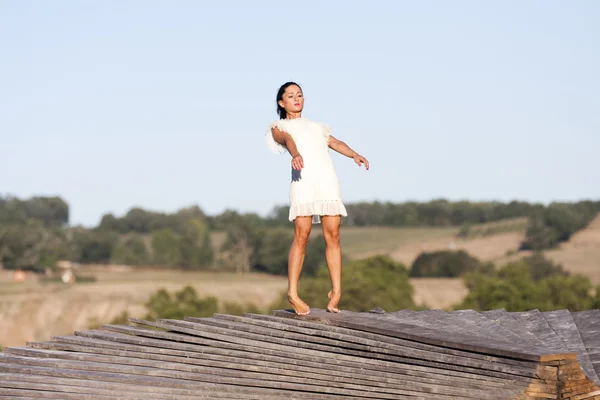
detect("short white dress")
(266, 117), (348, 224)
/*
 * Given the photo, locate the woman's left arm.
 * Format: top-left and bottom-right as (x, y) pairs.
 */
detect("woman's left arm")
(328, 135), (370, 170)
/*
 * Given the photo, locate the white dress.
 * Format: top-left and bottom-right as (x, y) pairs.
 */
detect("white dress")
(266, 117), (348, 224)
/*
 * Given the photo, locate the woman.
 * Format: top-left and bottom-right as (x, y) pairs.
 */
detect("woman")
(266, 81), (369, 315)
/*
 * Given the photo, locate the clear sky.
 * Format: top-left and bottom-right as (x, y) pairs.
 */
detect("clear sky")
(1, 0), (598, 227)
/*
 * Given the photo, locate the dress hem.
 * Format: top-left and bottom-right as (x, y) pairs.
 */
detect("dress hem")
(289, 201), (348, 224)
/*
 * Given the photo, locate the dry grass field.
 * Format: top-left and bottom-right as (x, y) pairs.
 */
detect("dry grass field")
(1, 215), (598, 349)
(0, 269), (286, 348)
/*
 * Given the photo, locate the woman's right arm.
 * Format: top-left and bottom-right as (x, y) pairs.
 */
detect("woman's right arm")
(271, 126), (304, 170)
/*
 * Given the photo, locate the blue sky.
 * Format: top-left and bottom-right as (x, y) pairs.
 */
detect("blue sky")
(1, 0), (598, 226)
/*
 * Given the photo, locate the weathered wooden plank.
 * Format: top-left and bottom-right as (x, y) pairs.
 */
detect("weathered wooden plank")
(482, 309), (548, 349)
(0, 389), (126, 400)
(0, 360), (367, 400)
(392, 309), (523, 347)
(573, 311), (600, 351)
(0, 372), (285, 400)
(6, 346), (493, 399)
(119, 320), (540, 383)
(273, 308), (573, 361)
(44, 333), (534, 395)
(542, 310), (600, 384)
(194, 314), (540, 371)
(510, 310), (570, 353)
(0, 353), (430, 400)
(125, 319), (531, 399)
(241, 313), (540, 367)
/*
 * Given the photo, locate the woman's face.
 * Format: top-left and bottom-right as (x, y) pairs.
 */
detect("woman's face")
(279, 85), (304, 114)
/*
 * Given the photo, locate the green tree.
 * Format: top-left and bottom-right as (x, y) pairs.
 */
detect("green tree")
(151, 228), (182, 266)
(70, 229), (118, 264)
(456, 254), (599, 312)
(0, 221), (68, 272)
(410, 250), (492, 278)
(144, 286), (219, 320)
(271, 255), (415, 312)
(220, 211), (264, 273)
(179, 219), (213, 269)
(111, 235), (150, 266)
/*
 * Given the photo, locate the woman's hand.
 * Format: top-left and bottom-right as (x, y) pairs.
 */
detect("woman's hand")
(291, 153), (304, 170)
(353, 154), (370, 170)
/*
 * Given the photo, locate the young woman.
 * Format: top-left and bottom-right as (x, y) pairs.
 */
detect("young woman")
(266, 81), (369, 315)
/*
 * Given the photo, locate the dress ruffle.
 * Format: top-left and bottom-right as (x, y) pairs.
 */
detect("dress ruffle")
(289, 200), (348, 224)
(265, 120), (287, 154)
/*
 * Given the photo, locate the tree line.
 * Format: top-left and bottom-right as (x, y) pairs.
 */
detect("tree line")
(0, 195), (598, 272)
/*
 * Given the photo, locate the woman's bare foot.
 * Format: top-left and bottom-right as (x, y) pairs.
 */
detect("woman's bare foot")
(327, 290), (341, 313)
(287, 293), (310, 316)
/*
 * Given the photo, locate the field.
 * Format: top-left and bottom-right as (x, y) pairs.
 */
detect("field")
(1, 215), (598, 348)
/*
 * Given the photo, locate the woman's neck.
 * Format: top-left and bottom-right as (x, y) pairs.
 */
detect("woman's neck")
(286, 112), (302, 120)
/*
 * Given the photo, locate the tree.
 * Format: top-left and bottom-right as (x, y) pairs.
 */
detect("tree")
(179, 218), (213, 269)
(151, 228), (182, 267)
(0, 221), (69, 272)
(410, 250), (492, 278)
(70, 229), (118, 264)
(144, 286), (218, 321)
(220, 211), (264, 273)
(111, 235), (150, 266)
(271, 255), (416, 312)
(455, 254), (599, 312)
(0, 195), (69, 227)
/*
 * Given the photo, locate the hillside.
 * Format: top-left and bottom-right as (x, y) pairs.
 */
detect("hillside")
(0, 270), (286, 348)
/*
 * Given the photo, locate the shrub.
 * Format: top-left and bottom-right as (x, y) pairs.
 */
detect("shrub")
(271, 255), (416, 312)
(410, 250), (492, 278)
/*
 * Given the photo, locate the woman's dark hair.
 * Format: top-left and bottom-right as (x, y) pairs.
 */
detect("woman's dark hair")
(276, 81), (302, 119)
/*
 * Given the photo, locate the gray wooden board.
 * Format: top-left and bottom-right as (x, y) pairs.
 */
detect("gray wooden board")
(242, 313), (540, 369)
(4, 346), (497, 399)
(390, 310), (518, 346)
(189, 315), (539, 371)
(23, 340), (461, 392)
(458, 310), (548, 349)
(365, 309), (561, 358)
(117, 321), (533, 398)
(0, 353), (415, 400)
(542, 310), (600, 384)
(0, 379), (203, 400)
(572, 310), (600, 350)
(0, 388), (129, 400)
(273, 309), (552, 361)
(44, 333), (532, 392)
(508, 310), (570, 353)
(0, 373), (340, 400)
(0, 372), (291, 400)
(0, 358), (377, 400)
(481, 309), (548, 348)
(0, 387), (270, 400)
(133, 317), (541, 380)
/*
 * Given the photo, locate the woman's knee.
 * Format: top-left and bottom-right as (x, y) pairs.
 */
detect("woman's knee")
(294, 229), (311, 248)
(323, 229), (341, 247)
(293, 217), (312, 249)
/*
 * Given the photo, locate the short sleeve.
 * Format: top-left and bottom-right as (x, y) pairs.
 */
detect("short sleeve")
(319, 122), (332, 144)
(265, 120), (287, 154)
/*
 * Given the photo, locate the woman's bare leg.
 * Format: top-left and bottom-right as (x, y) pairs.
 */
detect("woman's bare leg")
(287, 216), (312, 315)
(321, 215), (342, 313)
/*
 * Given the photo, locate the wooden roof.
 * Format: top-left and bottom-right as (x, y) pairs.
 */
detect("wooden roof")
(1, 307), (599, 399)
